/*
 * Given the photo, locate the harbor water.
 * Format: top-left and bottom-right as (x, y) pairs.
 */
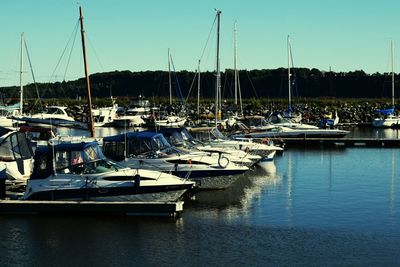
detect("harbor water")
(1, 127), (400, 266)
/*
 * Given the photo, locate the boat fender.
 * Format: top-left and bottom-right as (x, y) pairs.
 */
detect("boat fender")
(218, 154), (229, 168)
(134, 174), (141, 188)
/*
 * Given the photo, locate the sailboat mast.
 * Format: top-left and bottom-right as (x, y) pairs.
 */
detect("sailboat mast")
(234, 21), (238, 106)
(215, 9), (221, 126)
(391, 40), (395, 108)
(19, 32), (24, 114)
(168, 48), (172, 105)
(197, 59), (201, 119)
(287, 35), (292, 116)
(79, 6), (95, 138)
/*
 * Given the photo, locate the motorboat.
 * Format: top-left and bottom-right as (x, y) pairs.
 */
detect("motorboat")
(0, 127), (34, 190)
(102, 131), (249, 189)
(158, 127), (261, 167)
(15, 106), (80, 128)
(143, 113), (187, 128)
(23, 139), (195, 201)
(91, 97), (120, 127)
(0, 104), (21, 128)
(112, 96), (151, 127)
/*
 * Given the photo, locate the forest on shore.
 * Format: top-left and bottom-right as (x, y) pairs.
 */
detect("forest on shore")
(0, 68), (396, 104)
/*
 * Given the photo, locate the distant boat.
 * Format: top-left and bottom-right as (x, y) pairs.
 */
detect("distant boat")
(230, 125), (350, 139)
(372, 41), (400, 128)
(112, 96), (151, 127)
(15, 106), (80, 128)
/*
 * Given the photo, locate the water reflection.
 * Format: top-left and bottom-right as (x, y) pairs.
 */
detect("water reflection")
(186, 162), (282, 219)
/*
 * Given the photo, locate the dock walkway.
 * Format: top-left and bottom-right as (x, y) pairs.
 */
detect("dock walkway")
(274, 137), (400, 148)
(0, 200), (184, 217)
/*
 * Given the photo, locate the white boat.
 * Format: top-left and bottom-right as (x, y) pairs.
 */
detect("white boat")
(204, 128), (283, 162)
(372, 41), (400, 128)
(113, 96), (151, 127)
(92, 101), (119, 127)
(0, 127), (34, 190)
(159, 127), (260, 167)
(23, 139), (195, 201)
(0, 105), (21, 128)
(16, 106), (79, 128)
(231, 125), (350, 139)
(102, 131), (249, 189)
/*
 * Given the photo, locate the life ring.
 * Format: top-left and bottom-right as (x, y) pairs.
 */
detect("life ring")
(261, 138), (270, 144)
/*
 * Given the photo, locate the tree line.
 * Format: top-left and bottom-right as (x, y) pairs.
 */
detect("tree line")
(0, 68), (395, 104)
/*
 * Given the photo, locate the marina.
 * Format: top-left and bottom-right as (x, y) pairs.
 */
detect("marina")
(1, 1), (400, 266)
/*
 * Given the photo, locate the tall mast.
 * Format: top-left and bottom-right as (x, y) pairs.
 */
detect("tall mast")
(168, 48), (172, 105)
(287, 35), (292, 116)
(234, 21), (238, 106)
(79, 6), (95, 138)
(197, 59), (201, 119)
(19, 32), (24, 114)
(391, 40), (395, 108)
(215, 9), (221, 126)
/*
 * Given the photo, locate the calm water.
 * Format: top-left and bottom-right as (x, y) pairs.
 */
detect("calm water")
(1, 127), (400, 266)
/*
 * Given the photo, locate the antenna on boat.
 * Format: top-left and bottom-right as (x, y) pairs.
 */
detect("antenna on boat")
(79, 6), (95, 138)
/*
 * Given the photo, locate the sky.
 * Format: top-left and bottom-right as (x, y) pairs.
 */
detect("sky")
(1, 0), (400, 86)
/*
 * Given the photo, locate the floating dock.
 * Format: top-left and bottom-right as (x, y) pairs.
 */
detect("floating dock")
(275, 137), (400, 148)
(0, 200), (184, 218)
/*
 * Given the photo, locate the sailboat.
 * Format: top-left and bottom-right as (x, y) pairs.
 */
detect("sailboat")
(143, 49), (187, 128)
(282, 35), (302, 123)
(372, 41), (400, 128)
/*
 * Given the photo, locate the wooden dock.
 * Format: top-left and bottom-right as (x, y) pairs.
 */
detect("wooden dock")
(0, 200), (184, 218)
(275, 137), (400, 148)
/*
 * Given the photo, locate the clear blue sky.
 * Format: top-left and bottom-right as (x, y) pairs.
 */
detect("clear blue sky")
(1, 0), (400, 86)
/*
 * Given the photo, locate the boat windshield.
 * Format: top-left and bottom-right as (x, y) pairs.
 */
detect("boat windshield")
(210, 128), (227, 140)
(54, 144), (125, 174)
(44, 107), (65, 115)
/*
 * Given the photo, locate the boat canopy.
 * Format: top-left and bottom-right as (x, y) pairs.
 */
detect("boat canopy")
(103, 131), (172, 161)
(375, 108), (395, 115)
(0, 131), (32, 162)
(30, 141), (105, 180)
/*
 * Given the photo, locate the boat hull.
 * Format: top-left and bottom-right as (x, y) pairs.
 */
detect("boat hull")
(24, 183), (193, 202)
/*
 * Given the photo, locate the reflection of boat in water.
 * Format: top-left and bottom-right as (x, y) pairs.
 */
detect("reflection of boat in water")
(186, 163), (281, 215)
(373, 128), (400, 139)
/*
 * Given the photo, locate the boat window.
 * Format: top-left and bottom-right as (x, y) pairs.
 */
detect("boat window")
(83, 145), (104, 162)
(103, 141), (125, 161)
(56, 151), (69, 170)
(0, 138), (14, 161)
(15, 132), (32, 159)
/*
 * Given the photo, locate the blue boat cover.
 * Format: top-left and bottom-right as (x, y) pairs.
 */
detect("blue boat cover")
(375, 108), (395, 115)
(103, 131), (163, 142)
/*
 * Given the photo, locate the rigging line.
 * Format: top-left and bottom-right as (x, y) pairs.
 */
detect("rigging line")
(198, 13), (218, 65)
(245, 70), (259, 98)
(50, 19), (80, 82)
(23, 38), (43, 110)
(86, 33), (105, 72)
(185, 69), (198, 104)
(169, 55), (185, 105)
(63, 21), (79, 81)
